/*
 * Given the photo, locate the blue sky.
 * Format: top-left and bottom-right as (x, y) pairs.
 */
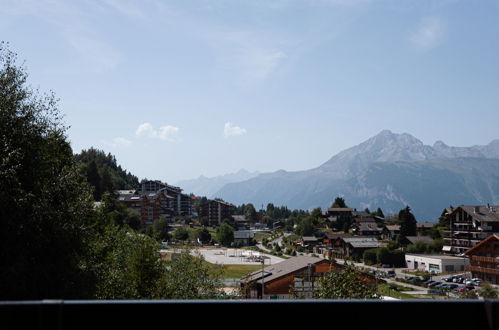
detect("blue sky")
(2, 0), (499, 183)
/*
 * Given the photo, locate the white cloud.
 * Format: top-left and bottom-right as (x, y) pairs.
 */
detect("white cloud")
(111, 137), (132, 148)
(101, 136), (132, 148)
(136, 122), (179, 141)
(410, 17), (445, 51)
(224, 122), (247, 138)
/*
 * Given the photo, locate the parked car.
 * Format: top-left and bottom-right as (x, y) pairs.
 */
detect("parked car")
(381, 264), (391, 268)
(386, 270), (396, 277)
(443, 277), (453, 282)
(428, 282), (440, 287)
(447, 284), (459, 289)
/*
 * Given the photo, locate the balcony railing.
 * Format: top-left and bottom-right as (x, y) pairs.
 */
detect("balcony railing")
(470, 256), (499, 264)
(466, 265), (499, 275)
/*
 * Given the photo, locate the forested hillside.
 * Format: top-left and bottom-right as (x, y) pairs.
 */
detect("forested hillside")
(74, 148), (139, 200)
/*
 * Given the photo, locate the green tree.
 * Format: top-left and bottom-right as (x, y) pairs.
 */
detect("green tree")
(196, 228), (212, 244)
(244, 203), (257, 222)
(478, 282), (498, 299)
(314, 265), (379, 299)
(0, 43), (97, 299)
(216, 222), (234, 246)
(152, 218), (170, 241)
(374, 208), (385, 218)
(398, 206), (417, 238)
(92, 225), (164, 299)
(295, 216), (316, 236)
(155, 250), (225, 299)
(331, 196), (347, 208)
(174, 227), (189, 241)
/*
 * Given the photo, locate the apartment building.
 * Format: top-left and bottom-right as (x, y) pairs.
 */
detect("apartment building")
(465, 234), (499, 285)
(201, 199), (234, 226)
(441, 205), (499, 255)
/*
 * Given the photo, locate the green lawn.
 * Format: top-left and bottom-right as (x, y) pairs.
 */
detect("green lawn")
(220, 265), (263, 279)
(378, 284), (418, 299)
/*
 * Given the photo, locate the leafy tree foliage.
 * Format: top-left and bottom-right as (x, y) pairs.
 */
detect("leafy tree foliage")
(174, 227), (190, 241)
(314, 265), (379, 299)
(478, 282), (498, 299)
(295, 216), (316, 236)
(155, 250), (225, 299)
(398, 206), (417, 238)
(74, 148), (139, 200)
(216, 222), (234, 246)
(331, 196), (347, 208)
(0, 43), (97, 299)
(195, 228), (212, 244)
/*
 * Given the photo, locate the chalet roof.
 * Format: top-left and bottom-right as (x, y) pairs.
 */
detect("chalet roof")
(343, 237), (382, 248)
(302, 236), (319, 242)
(355, 222), (382, 232)
(417, 222), (437, 229)
(328, 208), (354, 212)
(355, 217), (376, 223)
(241, 256), (328, 285)
(445, 205), (499, 223)
(234, 230), (255, 239)
(233, 215), (247, 222)
(385, 225), (401, 232)
(405, 236), (434, 244)
(464, 234), (499, 255)
(325, 232), (355, 240)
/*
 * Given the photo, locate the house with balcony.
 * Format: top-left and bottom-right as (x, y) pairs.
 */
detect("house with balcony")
(441, 205), (499, 255)
(464, 234), (499, 285)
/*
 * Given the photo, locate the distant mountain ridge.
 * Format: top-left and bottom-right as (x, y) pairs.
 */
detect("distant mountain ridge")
(176, 169), (260, 197)
(212, 130), (499, 220)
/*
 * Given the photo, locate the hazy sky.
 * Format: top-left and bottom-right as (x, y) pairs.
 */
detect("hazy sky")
(2, 0), (499, 183)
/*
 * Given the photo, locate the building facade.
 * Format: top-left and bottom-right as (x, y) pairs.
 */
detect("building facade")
(405, 254), (469, 273)
(201, 199), (234, 226)
(441, 205), (499, 254)
(465, 234), (499, 285)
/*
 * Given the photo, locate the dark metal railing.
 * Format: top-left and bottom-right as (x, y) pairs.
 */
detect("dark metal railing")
(0, 299), (498, 330)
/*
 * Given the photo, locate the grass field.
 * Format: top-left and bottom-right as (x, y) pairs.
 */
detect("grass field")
(378, 284), (417, 299)
(221, 264), (263, 279)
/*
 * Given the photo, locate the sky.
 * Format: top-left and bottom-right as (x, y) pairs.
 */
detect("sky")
(1, 0), (499, 184)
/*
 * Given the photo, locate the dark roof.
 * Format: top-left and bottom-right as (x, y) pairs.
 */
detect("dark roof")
(384, 225), (400, 232)
(241, 256), (328, 284)
(405, 236), (434, 244)
(464, 234), (499, 255)
(355, 222), (382, 232)
(232, 215), (247, 222)
(343, 237), (383, 248)
(234, 230), (255, 239)
(325, 233), (355, 240)
(417, 222), (436, 228)
(445, 205), (499, 223)
(302, 236), (319, 242)
(328, 208), (354, 212)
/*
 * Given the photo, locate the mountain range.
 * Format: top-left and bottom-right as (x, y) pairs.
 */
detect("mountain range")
(181, 130), (499, 220)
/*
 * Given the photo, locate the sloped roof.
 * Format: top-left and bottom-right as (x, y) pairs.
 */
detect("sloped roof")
(464, 234), (499, 255)
(343, 237), (382, 248)
(241, 256), (328, 284)
(405, 236), (434, 244)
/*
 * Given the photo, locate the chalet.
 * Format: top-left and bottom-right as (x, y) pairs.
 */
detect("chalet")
(381, 225), (400, 241)
(352, 222), (383, 237)
(233, 215), (250, 229)
(465, 234), (499, 285)
(234, 230), (256, 246)
(300, 236), (321, 252)
(337, 237), (384, 259)
(416, 222), (437, 235)
(441, 205), (499, 254)
(240, 256), (338, 299)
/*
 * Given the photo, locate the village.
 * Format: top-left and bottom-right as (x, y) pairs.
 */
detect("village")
(116, 180), (499, 300)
